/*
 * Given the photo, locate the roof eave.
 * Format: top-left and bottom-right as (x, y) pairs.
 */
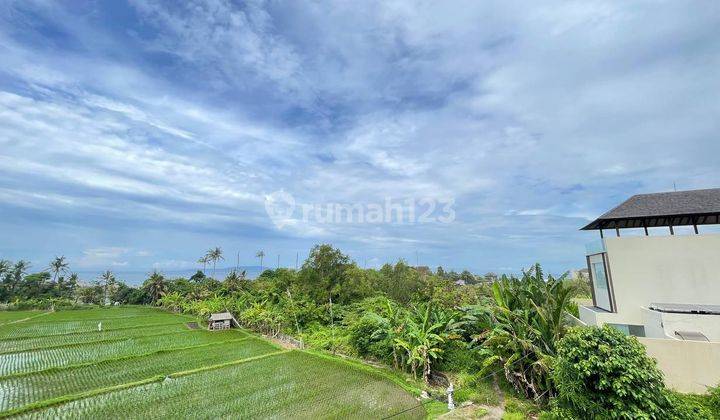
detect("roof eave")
(580, 220), (602, 230)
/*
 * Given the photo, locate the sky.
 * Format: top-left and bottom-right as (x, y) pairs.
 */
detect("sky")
(1, 0), (719, 278)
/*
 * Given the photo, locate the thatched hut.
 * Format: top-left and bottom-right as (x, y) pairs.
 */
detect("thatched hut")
(208, 312), (240, 331)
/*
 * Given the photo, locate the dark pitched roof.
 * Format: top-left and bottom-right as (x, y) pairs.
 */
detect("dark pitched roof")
(581, 188), (720, 230)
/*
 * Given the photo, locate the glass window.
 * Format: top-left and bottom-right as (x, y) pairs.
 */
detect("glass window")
(589, 256), (612, 311)
(608, 323), (646, 337)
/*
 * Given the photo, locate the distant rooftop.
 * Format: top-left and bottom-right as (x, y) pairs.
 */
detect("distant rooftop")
(582, 188), (720, 230)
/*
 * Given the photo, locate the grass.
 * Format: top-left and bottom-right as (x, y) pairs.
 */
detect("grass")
(0, 307), (423, 419)
(451, 372), (501, 406)
(0, 312), (48, 326)
(17, 352), (423, 419)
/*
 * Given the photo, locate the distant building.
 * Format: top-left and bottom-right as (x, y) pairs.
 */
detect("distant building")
(577, 188), (720, 392)
(208, 312), (240, 331)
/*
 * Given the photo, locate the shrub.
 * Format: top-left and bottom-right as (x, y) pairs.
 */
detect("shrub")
(553, 326), (673, 418)
(348, 314), (385, 357)
(10, 298), (80, 310)
(667, 391), (716, 419)
(451, 372), (500, 405)
(710, 384), (720, 415)
(435, 339), (478, 373)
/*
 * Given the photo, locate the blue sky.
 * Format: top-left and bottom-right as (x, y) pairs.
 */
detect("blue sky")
(1, 1), (719, 276)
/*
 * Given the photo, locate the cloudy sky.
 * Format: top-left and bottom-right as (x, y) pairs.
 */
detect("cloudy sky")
(1, 1), (719, 276)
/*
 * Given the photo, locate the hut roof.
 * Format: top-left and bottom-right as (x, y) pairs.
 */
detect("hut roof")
(209, 312), (233, 321)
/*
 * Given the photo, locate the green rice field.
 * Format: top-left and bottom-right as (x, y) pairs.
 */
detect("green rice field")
(0, 307), (424, 419)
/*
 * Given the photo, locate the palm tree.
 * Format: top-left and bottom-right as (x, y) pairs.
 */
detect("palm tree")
(205, 247), (224, 279)
(144, 271), (168, 304)
(48, 256), (69, 282)
(98, 270), (116, 305)
(198, 256), (209, 275)
(256, 250), (265, 271)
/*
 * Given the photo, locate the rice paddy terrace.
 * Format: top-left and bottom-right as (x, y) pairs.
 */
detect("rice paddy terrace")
(0, 307), (423, 419)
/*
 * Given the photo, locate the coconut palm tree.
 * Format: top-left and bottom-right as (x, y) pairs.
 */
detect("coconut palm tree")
(98, 270), (116, 305)
(205, 247), (224, 279)
(256, 250), (265, 271)
(48, 256), (69, 282)
(198, 256), (209, 275)
(144, 271), (168, 304)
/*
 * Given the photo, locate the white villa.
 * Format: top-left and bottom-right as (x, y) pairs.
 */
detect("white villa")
(578, 188), (720, 393)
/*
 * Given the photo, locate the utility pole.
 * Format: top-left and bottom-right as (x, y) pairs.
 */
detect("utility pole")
(277, 254), (280, 270)
(236, 251), (240, 271)
(295, 252), (299, 270)
(415, 251), (419, 267)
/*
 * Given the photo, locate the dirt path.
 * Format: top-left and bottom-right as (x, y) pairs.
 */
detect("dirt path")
(477, 374), (506, 420)
(0, 311), (51, 327)
(438, 373), (507, 419)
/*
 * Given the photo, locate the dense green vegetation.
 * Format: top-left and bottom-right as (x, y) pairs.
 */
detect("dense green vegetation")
(553, 326), (675, 418)
(2, 244), (718, 418)
(0, 307), (421, 418)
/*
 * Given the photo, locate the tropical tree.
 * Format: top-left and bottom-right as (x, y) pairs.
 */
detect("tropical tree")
(98, 270), (116, 305)
(66, 273), (80, 301)
(144, 271), (168, 304)
(468, 264), (574, 401)
(256, 250), (265, 271)
(205, 247), (224, 279)
(198, 256), (209, 275)
(300, 244), (354, 353)
(403, 303), (447, 384)
(158, 291), (186, 312)
(48, 256), (69, 282)
(0, 260), (10, 277)
(224, 270), (247, 293)
(5, 260), (30, 297)
(367, 298), (406, 369)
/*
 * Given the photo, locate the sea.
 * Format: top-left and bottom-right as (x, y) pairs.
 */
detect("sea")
(74, 266), (267, 286)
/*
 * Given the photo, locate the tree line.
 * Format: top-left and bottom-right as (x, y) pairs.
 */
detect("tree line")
(1, 245), (717, 417)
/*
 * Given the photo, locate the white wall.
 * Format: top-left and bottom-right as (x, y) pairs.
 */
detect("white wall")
(640, 338), (720, 393)
(603, 233), (720, 325)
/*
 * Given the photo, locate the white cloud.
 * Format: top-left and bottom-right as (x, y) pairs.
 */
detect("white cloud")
(0, 0), (718, 273)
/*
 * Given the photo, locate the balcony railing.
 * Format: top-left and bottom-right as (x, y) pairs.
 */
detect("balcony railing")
(585, 238), (606, 255)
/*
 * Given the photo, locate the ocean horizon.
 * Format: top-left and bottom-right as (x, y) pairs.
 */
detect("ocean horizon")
(74, 266), (268, 286)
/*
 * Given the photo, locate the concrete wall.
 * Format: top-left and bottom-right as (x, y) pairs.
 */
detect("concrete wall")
(579, 305), (619, 326)
(603, 233), (720, 325)
(641, 308), (669, 339)
(639, 337), (720, 393)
